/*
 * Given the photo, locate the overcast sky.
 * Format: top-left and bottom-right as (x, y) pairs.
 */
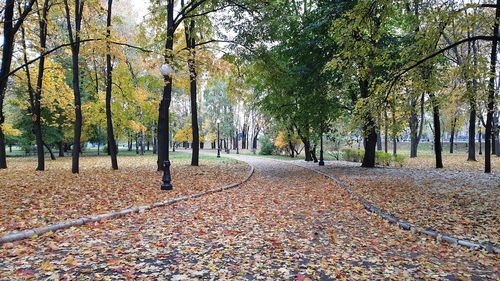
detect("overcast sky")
(129, 0), (150, 23)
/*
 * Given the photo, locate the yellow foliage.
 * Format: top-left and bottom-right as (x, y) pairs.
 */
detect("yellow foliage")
(207, 132), (217, 143)
(274, 131), (288, 149)
(174, 125), (192, 143)
(130, 120), (146, 133)
(1, 123), (21, 137)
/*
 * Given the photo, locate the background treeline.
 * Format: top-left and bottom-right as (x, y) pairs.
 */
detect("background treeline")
(1, 0), (499, 174)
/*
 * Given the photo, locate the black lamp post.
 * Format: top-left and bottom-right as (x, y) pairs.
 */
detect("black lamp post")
(160, 63), (174, 191)
(319, 128), (325, 166)
(216, 119), (221, 158)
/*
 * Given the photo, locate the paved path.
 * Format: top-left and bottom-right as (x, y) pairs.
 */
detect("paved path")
(1, 155), (498, 280)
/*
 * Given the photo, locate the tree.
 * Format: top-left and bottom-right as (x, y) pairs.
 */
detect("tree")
(484, 0), (499, 173)
(63, 0), (85, 173)
(0, 0), (36, 169)
(105, 0), (118, 169)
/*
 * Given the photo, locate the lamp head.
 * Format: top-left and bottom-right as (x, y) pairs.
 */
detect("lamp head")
(216, 119), (221, 124)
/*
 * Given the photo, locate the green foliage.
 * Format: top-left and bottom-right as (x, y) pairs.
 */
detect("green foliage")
(393, 154), (406, 167)
(341, 149), (364, 163)
(375, 151), (392, 166)
(342, 149), (406, 167)
(259, 135), (275, 155)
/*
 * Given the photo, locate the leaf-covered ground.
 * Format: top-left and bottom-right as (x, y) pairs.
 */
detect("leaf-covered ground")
(0, 156), (498, 279)
(0, 153), (248, 236)
(297, 160), (500, 246)
(405, 154), (500, 173)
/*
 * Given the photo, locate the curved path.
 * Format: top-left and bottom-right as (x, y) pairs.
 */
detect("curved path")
(0, 155), (498, 279)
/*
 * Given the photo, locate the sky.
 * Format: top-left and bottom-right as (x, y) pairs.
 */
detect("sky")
(129, 0), (150, 23)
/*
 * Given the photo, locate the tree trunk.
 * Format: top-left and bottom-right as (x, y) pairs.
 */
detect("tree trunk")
(135, 133), (139, 154)
(184, 19), (199, 166)
(303, 139), (312, 161)
(384, 106), (388, 153)
(409, 93), (424, 158)
(467, 100), (477, 161)
(43, 142), (56, 160)
(58, 138), (64, 157)
(127, 132), (134, 151)
(450, 116), (457, 154)
(376, 127), (382, 151)
(485, 0), (499, 173)
(252, 129), (259, 150)
(105, 0), (118, 169)
(287, 128), (295, 158)
(0, 0), (35, 168)
(64, 0), (84, 174)
(360, 79), (376, 167)
(495, 114), (500, 157)
(311, 144), (318, 162)
(430, 93), (443, 168)
(20, 20), (46, 171)
(152, 122), (157, 154)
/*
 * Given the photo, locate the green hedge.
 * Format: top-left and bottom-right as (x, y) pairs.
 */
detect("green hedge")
(341, 149), (406, 167)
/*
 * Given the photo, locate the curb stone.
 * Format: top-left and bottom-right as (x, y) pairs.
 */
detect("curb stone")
(0, 163), (254, 245)
(274, 159), (500, 254)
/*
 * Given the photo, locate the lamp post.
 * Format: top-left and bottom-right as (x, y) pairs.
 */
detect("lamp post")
(319, 128), (325, 166)
(216, 119), (221, 158)
(160, 63), (175, 191)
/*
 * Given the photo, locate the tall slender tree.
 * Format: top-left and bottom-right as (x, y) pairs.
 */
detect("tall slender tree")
(485, 0), (499, 173)
(106, 0), (118, 170)
(0, 0), (36, 169)
(63, 0), (85, 174)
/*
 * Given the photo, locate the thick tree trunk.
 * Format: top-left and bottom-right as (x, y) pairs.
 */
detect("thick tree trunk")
(33, 0), (49, 170)
(430, 93), (443, 168)
(105, 0), (118, 169)
(241, 124), (247, 149)
(362, 124), (377, 167)
(184, 19), (199, 166)
(360, 79), (376, 167)
(252, 130), (259, 150)
(311, 144), (318, 162)
(485, 0), (499, 173)
(303, 139), (312, 161)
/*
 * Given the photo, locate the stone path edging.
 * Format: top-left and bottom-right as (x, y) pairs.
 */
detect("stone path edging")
(0, 163), (254, 245)
(273, 158), (500, 254)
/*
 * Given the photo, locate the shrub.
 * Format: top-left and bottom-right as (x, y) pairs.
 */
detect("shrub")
(375, 151), (392, 166)
(341, 149), (364, 162)
(259, 135), (276, 155)
(393, 154), (406, 167)
(342, 149), (406, 167)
